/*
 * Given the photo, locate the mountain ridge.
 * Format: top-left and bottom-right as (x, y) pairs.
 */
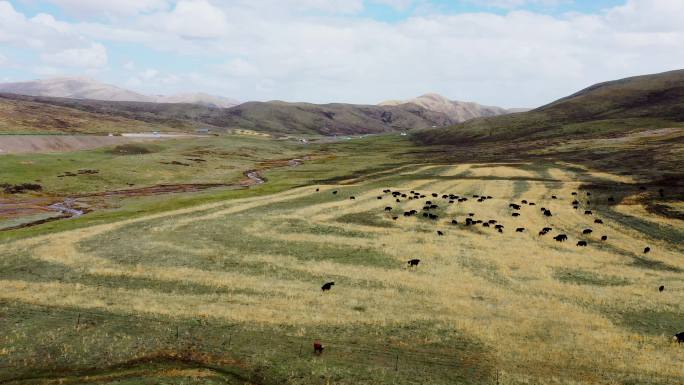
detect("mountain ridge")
(0, 77), (240, 108)
(379, 93), (525, 123)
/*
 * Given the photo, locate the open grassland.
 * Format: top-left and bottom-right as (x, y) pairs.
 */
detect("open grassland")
(0, 160), (682, 384)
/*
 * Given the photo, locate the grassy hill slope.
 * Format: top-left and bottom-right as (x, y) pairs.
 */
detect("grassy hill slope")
(0, 94), (454, 136)
(0, 94), (179, 134)
(413, 69), (684, 144)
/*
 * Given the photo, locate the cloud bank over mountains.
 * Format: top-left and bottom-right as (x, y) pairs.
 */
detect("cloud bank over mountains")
(1, 0), (684, 107)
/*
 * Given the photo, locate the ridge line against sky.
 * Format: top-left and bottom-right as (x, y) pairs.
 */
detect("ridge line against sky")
(1, 0), (683, 108)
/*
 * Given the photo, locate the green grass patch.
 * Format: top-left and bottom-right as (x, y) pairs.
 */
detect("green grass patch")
(553, 268), (631, 286)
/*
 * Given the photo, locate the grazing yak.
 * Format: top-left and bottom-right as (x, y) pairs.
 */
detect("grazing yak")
(377, 196), (383, 200)
(573, 205), (579, 210)
(509, 203), (521, 210)
(644, 246), (651, 253)
(350, 196), (355, 200)
(543, 210), (553, 217)
(659, 285), (665, 292)
(437, 230), (444, 236)
(594, 219), (603, 224)
(516, 227), (525, 232)
(554, 234), (568, 242)
(321, 282), (335, 291)
(583, 229), (593, 234)
(552, 195), (558, 199)
(408, 259), (421, 267)
(316, 188), (320, 192)
(529, 202), (536, 206)
(392, 216), (398, 220)
(577, 240), (588, 247)
(673, 332), (684, 343)
(512, 213), (520, 217)
(451, 219), (458, 225)
(432, 193), (438, 197)
(572, 192), (578, 195)
(522, 200), (528, 204)
(429, 214), (439, 220)
(385, 207), (392, 211)
(396, 199), (401, 203)
(489, 220), (497, 224)
(483, 223), (490, 227)
(314, 340), (324, 354)
(584, 210), (593, 215)
(468, 213), (475, 217)
(601, 235), (608, 241)
(572, 200), (580, 205)
(333, 190), (338, 195)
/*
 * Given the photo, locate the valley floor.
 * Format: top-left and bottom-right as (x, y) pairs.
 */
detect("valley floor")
(1, 158), (682, 384)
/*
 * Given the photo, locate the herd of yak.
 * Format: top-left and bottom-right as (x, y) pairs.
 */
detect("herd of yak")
(315, 185), (683, 345)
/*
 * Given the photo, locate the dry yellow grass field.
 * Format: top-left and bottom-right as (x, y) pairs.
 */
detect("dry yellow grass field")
(1, 162), (682, 384)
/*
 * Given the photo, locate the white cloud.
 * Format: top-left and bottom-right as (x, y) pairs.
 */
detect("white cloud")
(2, 0), (684, 107)
(38, 0), (171, 17)
(463, 0), (569, 9)
(41, 43), (108, 68)
(142, 0), (229, 39)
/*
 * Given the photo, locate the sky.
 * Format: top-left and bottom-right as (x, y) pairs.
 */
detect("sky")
(0, 0), (683, 108)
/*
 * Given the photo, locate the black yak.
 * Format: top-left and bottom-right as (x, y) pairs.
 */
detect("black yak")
(644, 246), (651, 254)
(584, 210), (593, 215)
(512, 213), (520, 217)
(601, 235), (608, 241)
(321, 282), (335, 291)
(385, 207), (392, 211)
(594, 219), (603, 224)
(583, 229), (593, 234)
(673, 332), (684, 343)
(516, 228), (525, 232)
(408, 259), (420, 267)
(437, 230), (444, 236)
(577, 241), (588, 247)
(554, 234), (568, 242)
(659, 285), (664, 292)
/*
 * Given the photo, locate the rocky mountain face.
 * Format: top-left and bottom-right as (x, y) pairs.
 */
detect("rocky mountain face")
(380, 93), (518, 123)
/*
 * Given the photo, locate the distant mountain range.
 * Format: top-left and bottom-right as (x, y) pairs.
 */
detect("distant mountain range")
(0, 77), (240, 108)
(380, 93), (527, 123)
(0, 93), (456, 136)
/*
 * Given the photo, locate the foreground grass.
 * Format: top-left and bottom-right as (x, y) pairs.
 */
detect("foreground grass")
(1, 156), (682, 384)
